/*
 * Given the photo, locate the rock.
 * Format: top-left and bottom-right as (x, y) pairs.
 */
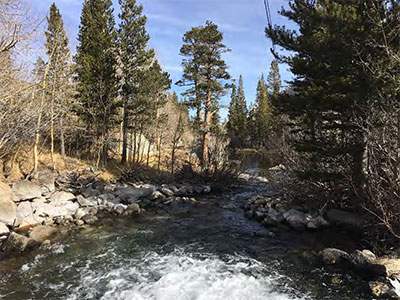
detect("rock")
(149, 191), (165, 201)
(1, 232), (38, 255)
(165, 185), (179, 194)
(376, 258), (400, 277)
(81, 187), (101, 198)
(320, 248), (351, 265)
(49, 191), (76, 203)
(0, 222), (9, 235)
(76, 195), (96, 207)
(33, 197), (46, 203)
(99, 193), (116, 202)
(75, 219), (85, 226)
(160, 187), (175, 197)
(117, 187), (154, 203)
(351, 250), (377, 265)
(126, 203), (141, 214)
(0, 181), (14, 202)
(254, 211), (266, 221)
(203, 185), (211, 193)
(31, 202), (69, 219)
(193, 186), (204, 194)
(36, 171), (55, 194)
(81, 214), (98, 225)
(283, 209), (311, 231)
(306, 216), (330, 230)
(16, 202), (45, 227)
(267, 208), (284, 223)
(262, 216), (277, 227)
(0, 187), (16, 226)
(326, 209), (364, 231)
(73, 208), (86, 220)
(269, 164), (286, 171)
(114, 204), (127, 215)
(28, 225), (57, 243)
(12, 181), (42, 201)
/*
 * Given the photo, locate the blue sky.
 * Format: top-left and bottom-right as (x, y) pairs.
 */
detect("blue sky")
(31, 0), (295, 120)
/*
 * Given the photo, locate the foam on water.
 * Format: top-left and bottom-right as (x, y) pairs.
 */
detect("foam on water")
(63, 249), (308, 300)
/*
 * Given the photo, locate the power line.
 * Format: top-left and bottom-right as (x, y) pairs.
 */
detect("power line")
(263, 0), (276, 51)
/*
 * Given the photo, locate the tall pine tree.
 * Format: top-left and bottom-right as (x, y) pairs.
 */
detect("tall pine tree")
(45, 2), (71, 164)
(227, 75), (248, 145)
(267, 59), (281, 98)
(178, 21), (230, 168)
(75, 0), (118, 163)
(118, 0), (154, 164)
(252, 74), (272, 146)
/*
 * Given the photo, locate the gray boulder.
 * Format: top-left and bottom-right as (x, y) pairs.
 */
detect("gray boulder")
(203, 185), (211, 194)
(283, 209), (311, 231)
(267, 208), (284, 223)
(113, 204), (127, 215)
(36, 171), (55, 194)
(160, 187), (175, 197)
(193, 186), (204, 194)
(81, 214), (98, 225)
(126, 203), (141, 214)
(307, 216), (330, 230)
(76, 195), (98, 207)
(320, 248), (351, 265)
(117, 187), (154, 203)
(28, 225), (57, 243)
(49, 191), (76, 203)
(149, 191), (165, 201)
(0, 183), (16, 226)
(73, 208), (87, 220)
(12, 181), (42, 201)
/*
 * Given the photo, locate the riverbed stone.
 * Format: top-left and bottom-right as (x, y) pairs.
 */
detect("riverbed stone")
(160, 187), (174, 197)
(114, 204), (127, 215)
(36, 171), (55, 194)
(0, 187), (16, 226)
(126, 203), (141, 214)
(320, 248), (351, 265)
(203, 185), (211, 193)
(375, 258), (400, 277)
(117, 187), (154, 203)
(12, 181), (42, 201)
(49, 191), (76, 203)
(81, 187), (101, 198)
(28, 225), (57, 243)
(149, 191), (165, 201)
(307, 216), (330, 230)
(283, 209), (311, 231)
(0, 222), (9, 236)
(81, 214), (98, 225)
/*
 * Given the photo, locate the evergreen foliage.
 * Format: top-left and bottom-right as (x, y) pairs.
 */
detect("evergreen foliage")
(75, 0), (119, 161)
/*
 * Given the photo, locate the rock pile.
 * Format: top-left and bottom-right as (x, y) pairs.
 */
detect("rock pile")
(320, 248), (400, 299)
(243, 195), (330, 231)
(0, 173), (212, 256)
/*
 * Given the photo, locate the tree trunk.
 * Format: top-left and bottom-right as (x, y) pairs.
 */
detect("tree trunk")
(201, 92), (212, 170)
(60, 117), (65, 159)
(146, 142), (151, 167)
(121, 106), (129, 164)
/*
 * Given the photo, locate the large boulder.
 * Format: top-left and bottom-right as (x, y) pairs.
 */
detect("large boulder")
(283, 209), (311, 231)
(16, 202), (45, 227)
(0, 182), (16, 226)
(307, 216), (330, 230)
(326, 209), (364, 231)
(28, 225), (57, 243)
(376, 258), (400, 277)
(49, 191), (76, 203)
(31, 202), (69, 219)
(76, 195), (97, 207)
(12, 181), (42, 201)
(320, 248), (351, 265)
(116, 187), (154, 203)
(35, 171), (55, 194)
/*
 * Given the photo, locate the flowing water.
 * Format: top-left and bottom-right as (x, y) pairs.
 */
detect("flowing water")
(0, 183), (373, 299)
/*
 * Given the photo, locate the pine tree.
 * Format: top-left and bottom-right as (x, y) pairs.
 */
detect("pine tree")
(267, 59), (281, 98)
(45, 2), (71, 164)
(266, 0), (379, 183)
(253, 74), (272, 146)
(118, 0), (154, 164)
(178, 21), (231, 168)
(227, 75), (248, 145)
(75, 0), (118, 164)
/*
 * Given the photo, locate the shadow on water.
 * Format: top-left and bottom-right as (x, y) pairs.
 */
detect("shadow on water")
(0, 183), (373, 300)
